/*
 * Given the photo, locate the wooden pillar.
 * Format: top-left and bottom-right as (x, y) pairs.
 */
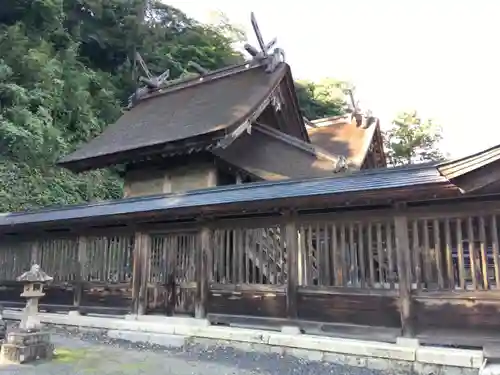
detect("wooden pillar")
(132, 231), (150, 315)
(139, 232), (151, 315)
(73, 236), (87, 311)
(30, 240), (39, 265)
(394, 215), (415, 337)
(195, 225), (212, 318)
(284, 213), (299, 319)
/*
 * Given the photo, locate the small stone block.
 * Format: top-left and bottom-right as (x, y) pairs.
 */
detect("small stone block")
(1, 342), (54, 364)
(396, 337), (419, 348)
(6, 331), (51, 346)
(281, 326), (302, 335)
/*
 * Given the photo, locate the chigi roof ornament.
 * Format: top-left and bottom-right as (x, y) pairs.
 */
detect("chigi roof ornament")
(344, 87), (377, 129)
(128, 52), (171, 108)
(127, 54), (211, 108)
(244, 12), (285, 73)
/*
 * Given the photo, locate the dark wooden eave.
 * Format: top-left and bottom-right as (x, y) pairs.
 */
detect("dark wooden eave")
(4, 144), (500, 234)
(213, 123), (346, 180)
(0, 163), (459, 233)
(438, 144), (500, 193)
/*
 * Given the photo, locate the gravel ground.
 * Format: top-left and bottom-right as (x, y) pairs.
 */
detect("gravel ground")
(0, 325), (405, 375)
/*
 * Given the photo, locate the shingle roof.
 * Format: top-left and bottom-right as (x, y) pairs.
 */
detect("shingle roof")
(59, 63), (288, 171)
(0, 164), (448, 229)
(214, 124), (346, 180)
(5, 144), (500, 230)
(307, 115), (380, 168)
(438, 144), (500, 179)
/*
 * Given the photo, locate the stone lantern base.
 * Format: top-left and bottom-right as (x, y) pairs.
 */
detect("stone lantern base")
(0, 330), (53, 364)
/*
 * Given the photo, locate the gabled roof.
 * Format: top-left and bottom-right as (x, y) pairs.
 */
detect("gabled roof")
(307, 114), (386, 169)
(438, 144), (500, 192)
(59, 62), (307, 172)
(214, 123), (347, 181)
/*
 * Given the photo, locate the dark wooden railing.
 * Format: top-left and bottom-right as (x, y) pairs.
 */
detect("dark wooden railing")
(2, 200), (500, 346)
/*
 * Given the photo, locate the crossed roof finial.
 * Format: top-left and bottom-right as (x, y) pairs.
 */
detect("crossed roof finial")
(244, 12), (285, 73)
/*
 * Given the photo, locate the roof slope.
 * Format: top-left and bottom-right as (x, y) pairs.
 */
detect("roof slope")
(4, 144), (500, 231)
(307, 115), (380, 168)
(59, 63), (289, 171)
(214, 124), (346, 180)
(0, 163), (450, 229)
(438, 144), (500, 192)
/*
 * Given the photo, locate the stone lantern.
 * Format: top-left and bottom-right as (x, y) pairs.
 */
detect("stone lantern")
(0, 264), (54, 364)
(17, 264), (53, 332)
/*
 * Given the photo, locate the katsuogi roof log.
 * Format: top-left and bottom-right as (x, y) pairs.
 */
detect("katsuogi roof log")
(58, 63), (295, 172)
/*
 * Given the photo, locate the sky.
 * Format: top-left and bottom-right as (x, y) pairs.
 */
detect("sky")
(165, 0), (500, 158)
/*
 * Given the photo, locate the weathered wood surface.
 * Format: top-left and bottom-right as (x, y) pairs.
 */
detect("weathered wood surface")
(297, 288), (400, 327)
(413, 293), (500, 332)
(1, 200), (500, 347)
(208, 289), (287, 318)
(395, 214), (414, 336)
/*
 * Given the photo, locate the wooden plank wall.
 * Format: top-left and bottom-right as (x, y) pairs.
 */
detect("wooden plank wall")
(408, 212), (500, 336)
(295, 217), (401, 328)
(2, 201), (500, 346)
(207, 224), (288, 319)
(0, 232), (135, 314)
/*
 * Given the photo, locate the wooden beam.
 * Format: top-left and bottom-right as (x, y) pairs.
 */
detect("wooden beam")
(196, 226), (212, 318)
(73, 236), (87, 311)
(139, 232), (151, 315)
(394, 215), (415, 337)
(131, 231), (150, 315)
(30, 240), (39, 264)
(452, 162), (500, 193)
(284, 213), (298, 319)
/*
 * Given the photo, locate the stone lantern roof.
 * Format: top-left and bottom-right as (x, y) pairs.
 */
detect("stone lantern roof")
(17, 264), (53, 284)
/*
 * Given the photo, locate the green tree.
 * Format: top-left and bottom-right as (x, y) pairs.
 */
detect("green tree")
(295, 78), (348, 120)
(0, 0), (244, 212)
(384, 111), (446, 166)
(0, 0), (349, 212)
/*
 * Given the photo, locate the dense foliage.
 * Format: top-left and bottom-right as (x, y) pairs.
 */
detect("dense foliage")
(384, 111), (446, 166)
(0, 0), (245, 212)
(295, 78), (347, 120)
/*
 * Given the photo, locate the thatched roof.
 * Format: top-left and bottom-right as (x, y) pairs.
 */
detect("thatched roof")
(307, 115), (386, 169)
(59, 63), (303, 172)
(214, 124), (347, 180)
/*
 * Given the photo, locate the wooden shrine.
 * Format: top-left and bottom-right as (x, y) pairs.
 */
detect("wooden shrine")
(1, 13), (500, 350)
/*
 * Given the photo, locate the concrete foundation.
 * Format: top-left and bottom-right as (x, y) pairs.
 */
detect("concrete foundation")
(1, 310), (483, 374)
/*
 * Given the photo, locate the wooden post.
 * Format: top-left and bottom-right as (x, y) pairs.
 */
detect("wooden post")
(394, 215), (415, 337)
(131, 231), (150, 315)
(195, 225), (212, 318)
(284, 213), (299, 319)
(139, 232), (151, 316)
(30, 240), (39, 265)
(74, 236), (87, 311)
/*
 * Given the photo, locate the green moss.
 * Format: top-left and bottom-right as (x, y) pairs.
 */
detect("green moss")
(53, 348), (90, 363)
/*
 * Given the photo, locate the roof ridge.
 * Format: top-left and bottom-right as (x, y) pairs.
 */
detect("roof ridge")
(310, 114), (352, 126)
(128, 62), (268, 108)
(253, 123), (344, 163)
